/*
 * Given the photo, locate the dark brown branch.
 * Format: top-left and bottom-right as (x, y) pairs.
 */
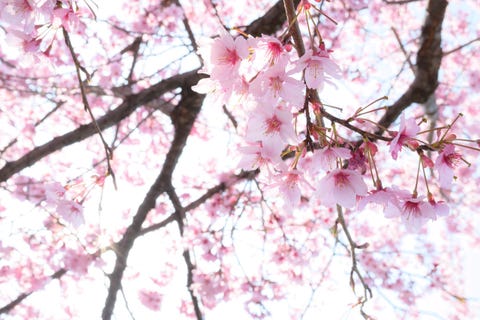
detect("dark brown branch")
(138, 170), (259, 237)
(165, 185), (203, 319)
(0, 70), (200, 183)
(377, 0), (447, 133)
(245, 0), (300, 37)
(101, 85), (203, 320)
(101, 2), (298, 317)
(283, 0), (306, 57)
(0, 269), (67, 315)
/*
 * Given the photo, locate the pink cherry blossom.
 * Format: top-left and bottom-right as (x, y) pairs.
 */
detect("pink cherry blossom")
(138, 289), (163, 311)
(249, 35), (285, 71)
(1, 0), (54, 35)
(250, 56), (305, 107)
(316, 169), (368, 208)
(435, 144), (462, 189)
(270, 168), (313, 209)
(297, 47), (341, 90)
(238, 140), (281, 171)
(428, 196), (449, 218)
(44, 182), (66, 204)
(245, 104), (297, 144)
(384, 194), (436, 231)
(62, 249), (92, 274)
(389, 114), (420, 160)
(56, 199), (84, 228)
(358, 186), (409, 212)
(206, 31), (249, 81)
(312, 146), (351, 170)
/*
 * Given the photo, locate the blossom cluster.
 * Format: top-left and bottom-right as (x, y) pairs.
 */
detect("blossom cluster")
(193, 14), (468, 231)
(0, 0), (89, 53)
(12, 176), (85, 227)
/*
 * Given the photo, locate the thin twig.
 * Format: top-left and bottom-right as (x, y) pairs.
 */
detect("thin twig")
(166, 185), (203, 320)
(443, 36), (480, 56)
(391, 27), (415, 74)
(336, 205), (372, 319)
(62, 27), (117, 189)
(0, 269), (67, 314)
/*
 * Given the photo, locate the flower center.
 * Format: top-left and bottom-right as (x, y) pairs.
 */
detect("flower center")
(333, 171), (349, 188)
(403, 200), (421, 219)
(264, 115), (281, 135)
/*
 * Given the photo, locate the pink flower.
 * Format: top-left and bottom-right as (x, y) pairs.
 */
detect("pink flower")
(312, 146), (351, 170)
(238, 140), (281, 171)
(44, 182), (66, 204)
(191, 271), (228, 309)
(435, 144), (462, 189)
(249, 35), (285, 71)
(384, 194), (436, 231)
(207, 31), (249, 81)
(57, 199), (84, 228)
(1, 0), (55, 35)
(270, 169), (313, 209)
(250, 56), (305, 107)
(245, 104), (297, 144)
(138, 289), (162, 311)
(358, 186), (408, 211)
(389, 114), (420, 160)
(63, 249), (92, 274)
(428, 196), (449, 218)
(316, 169), (368, 208)
(297, 48), (341, 90)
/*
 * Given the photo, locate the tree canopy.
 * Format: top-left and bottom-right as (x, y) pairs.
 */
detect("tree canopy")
(0, 0), (479, 319)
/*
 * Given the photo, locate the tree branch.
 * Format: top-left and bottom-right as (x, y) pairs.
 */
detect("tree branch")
(376, 0), (447, 133)
(443, 36), (480, 56)
(101, 2), (299, 317)
(336, 206), (372, 319)
(101, 86), (203, 320)
(0, 70), (200, 183)
(0, 269), (67, 315)
(283, 0), (306, 57)
(245, 0), (300, 37)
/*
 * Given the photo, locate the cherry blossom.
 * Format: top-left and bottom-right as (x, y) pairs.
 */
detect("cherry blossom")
(0, 0), (55, 35)
(297, 47), (341, 90)
(358, 186), (409, 212)
(0, 1), (479, 319)
(202, 31), (249, 81)
(249, 35), (285, 72)
(311, 146), (351, 170)
(238, 140), (282, 171)
(250, 56), (305, 107)
(389, 114), (420, 160)
(138, 289), (163, 311)
(245, 104), (297, 145)
(384, 194), (436, 231)
(435, 144), (462, 189)
(56, 199), (84, 228)
(316, 169), (368, 208)
(269, 168), (313, 209)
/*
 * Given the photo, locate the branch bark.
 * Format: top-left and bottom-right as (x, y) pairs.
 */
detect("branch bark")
(101, 85), (203, 320)
(0, 70), (200, 183)
(0, 269), (67, 315)
(101, 1), (292, 318)
(376, 0), (448, 133)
